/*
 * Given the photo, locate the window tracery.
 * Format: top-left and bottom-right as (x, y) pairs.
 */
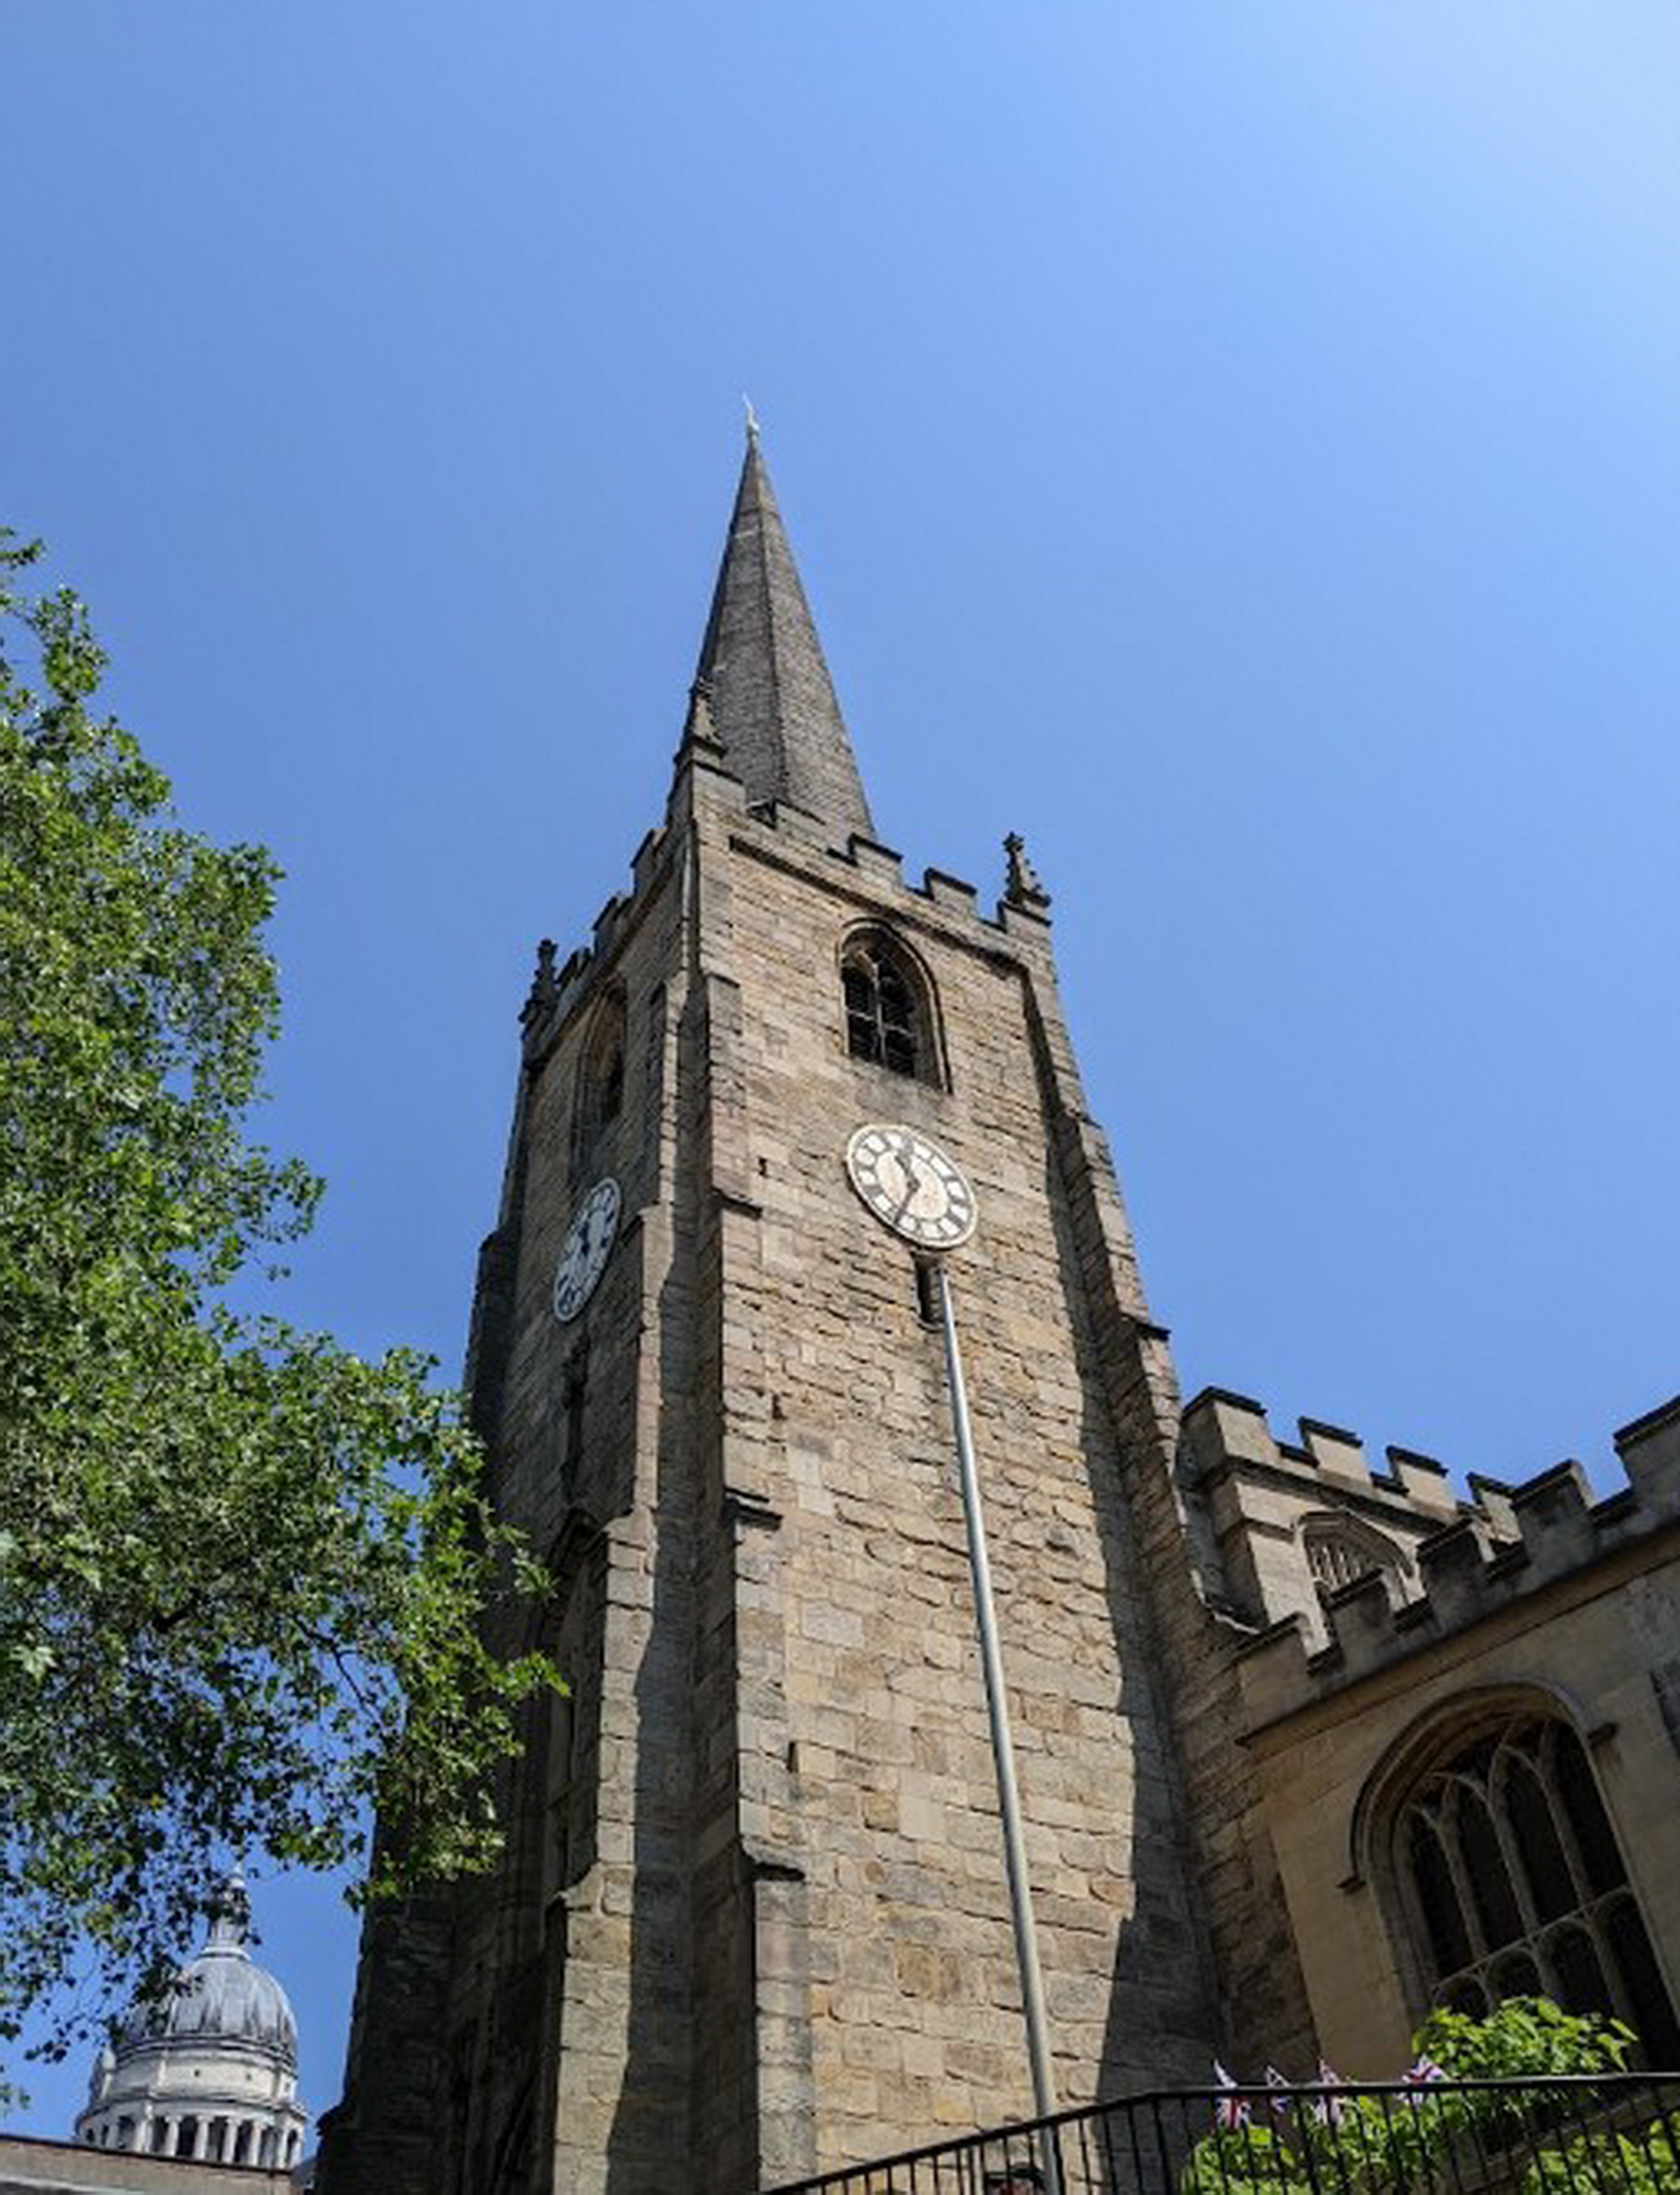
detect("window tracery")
(1302, 1516), (1401, 1595)
(840, 930), (939, 1084)
(1389, 1713), (1679, 2063)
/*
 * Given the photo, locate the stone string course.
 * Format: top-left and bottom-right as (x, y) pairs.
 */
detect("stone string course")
(319, 721), (1336, 2193)
(316, 724), (1680, 2192)
(1192, 1389), (1680, 1727)
(313, 444), (1680, 2193)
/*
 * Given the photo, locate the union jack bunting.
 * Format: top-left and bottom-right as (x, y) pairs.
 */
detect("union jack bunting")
(1213, 2061), (1251, 2130)
(1404, 2052), (1446, 2086)
(1264, 2066), (1292, 2116)
(1312, 2060), (1345, 2128)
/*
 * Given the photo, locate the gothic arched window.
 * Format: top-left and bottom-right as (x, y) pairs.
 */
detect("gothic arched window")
(1301, 1515), (1404, 1597)
(573, 989), (626, 1176)
(1388, 1713), (1679, 2063)
(841, 930), (938, 1083)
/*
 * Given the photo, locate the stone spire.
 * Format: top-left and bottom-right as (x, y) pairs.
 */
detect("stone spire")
(692, 423), (876, 840)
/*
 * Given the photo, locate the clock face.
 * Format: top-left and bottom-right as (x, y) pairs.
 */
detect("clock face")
(552, 1176), (621, 1323)
(845, 1123), (977, 1251)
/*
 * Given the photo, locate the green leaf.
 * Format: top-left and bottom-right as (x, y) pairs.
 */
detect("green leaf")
(0, 530), (560, 2075)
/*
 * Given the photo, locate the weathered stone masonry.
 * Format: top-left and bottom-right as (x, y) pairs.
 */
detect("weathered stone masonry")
(317, 434), (1250, 2193)
(315, 432), (1680, 2195)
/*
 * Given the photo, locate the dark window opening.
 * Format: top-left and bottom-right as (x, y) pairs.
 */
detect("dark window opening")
(842, 934), (933, 1083)
(1555, 1726), (1624, 1892)
(1491, 1952), (1542, 2000)
(1551, 1926), (1615, 2020)
(1394, 1714), (1678, 2061)
(1607, 1894), (1680, 2066)
(1304, 1521), (1401, 1598)
(1508, 1757), (1575, 1922)
(574, 993), (628, 1179)
(1409, 1815), (1471, 1976)
(562, 1349), (588, 1480)
(1458, 1787), (1522, 1951)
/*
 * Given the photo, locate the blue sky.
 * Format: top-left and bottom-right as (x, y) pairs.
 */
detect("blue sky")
(5, 1), (1676, 2142)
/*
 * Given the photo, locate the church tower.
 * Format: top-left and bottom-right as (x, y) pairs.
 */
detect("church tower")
(318, 429), (1269, 2195)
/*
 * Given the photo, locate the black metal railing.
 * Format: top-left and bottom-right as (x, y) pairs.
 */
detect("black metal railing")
(762, 2072), (1680, 2195)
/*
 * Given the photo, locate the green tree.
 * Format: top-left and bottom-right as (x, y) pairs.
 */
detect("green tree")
(0, 533), (555, 2067)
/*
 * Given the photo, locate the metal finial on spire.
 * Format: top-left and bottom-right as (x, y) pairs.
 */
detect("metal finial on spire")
(689, 419), (876, 838)
(743, 394), (761, 446)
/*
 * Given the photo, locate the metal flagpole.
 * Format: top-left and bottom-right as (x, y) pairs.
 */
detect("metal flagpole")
(933, 1258), (1061, 2172)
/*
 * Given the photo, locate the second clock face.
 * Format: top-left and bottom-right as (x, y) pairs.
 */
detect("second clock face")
(553, 1176), (621, 1322)
(845, 1123), (977, 1251)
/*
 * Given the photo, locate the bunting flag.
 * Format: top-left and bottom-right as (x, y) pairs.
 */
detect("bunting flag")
(1402, 2051), (1447, 2110)
(1312, 2061), (1345, 2128)
(1264, 2067), (1292, 2117)
(1213, 2062), (1251, 2131)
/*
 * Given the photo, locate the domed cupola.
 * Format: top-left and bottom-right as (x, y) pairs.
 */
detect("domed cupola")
(120, 1876), (298, 2066)
(76, 1876), (308, 2170)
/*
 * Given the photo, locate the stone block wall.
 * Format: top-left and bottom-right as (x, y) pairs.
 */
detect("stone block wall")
(699, 798), (1218, 2171)
(1227, 1395), (1680, 2076)
(0, 2133), (293, 2193)
(323, 734), (1261, 2193)
(1177, 1389), (1460, 1648)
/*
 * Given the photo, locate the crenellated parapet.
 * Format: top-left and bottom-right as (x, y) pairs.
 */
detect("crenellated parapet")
(515, 735), (1057, 1071)
(1213, 1391), (1680, 1728)
(1177, 1386), (1460, 1648)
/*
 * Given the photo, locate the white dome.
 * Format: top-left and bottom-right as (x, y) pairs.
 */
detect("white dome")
(76, 1878), (308, 2172)
(117, 1879), (298, 2068)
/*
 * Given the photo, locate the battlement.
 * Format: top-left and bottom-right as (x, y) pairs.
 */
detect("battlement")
(729, 794), (1054, 947)
(1219, 1391), (1680, 1728)
(1183, 1387), (1461, 1513)
(518, 814), (677, 1058)
(1178, 1387), (1461, 1651)
(518, 729), (1063, 1064)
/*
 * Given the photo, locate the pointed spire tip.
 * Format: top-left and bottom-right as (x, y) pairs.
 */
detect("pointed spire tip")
(690, 422), (875, 840)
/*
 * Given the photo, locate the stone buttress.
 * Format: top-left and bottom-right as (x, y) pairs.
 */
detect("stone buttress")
(317, 433), (1267, 2194)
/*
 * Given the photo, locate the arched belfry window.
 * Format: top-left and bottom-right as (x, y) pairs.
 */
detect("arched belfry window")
(1301, 1515), (1404, 1597)
(1386, 1712), (1679, 2063)
(841, 929), (939, 1085)
(573, 989), (626, 1176)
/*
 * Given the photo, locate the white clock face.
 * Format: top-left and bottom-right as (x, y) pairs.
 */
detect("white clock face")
(552, 1177), (621, 1323)
(845, 1123), (977, 1251)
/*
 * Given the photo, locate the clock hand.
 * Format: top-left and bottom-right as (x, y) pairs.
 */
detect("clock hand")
(893, 1133), (923, 1222)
